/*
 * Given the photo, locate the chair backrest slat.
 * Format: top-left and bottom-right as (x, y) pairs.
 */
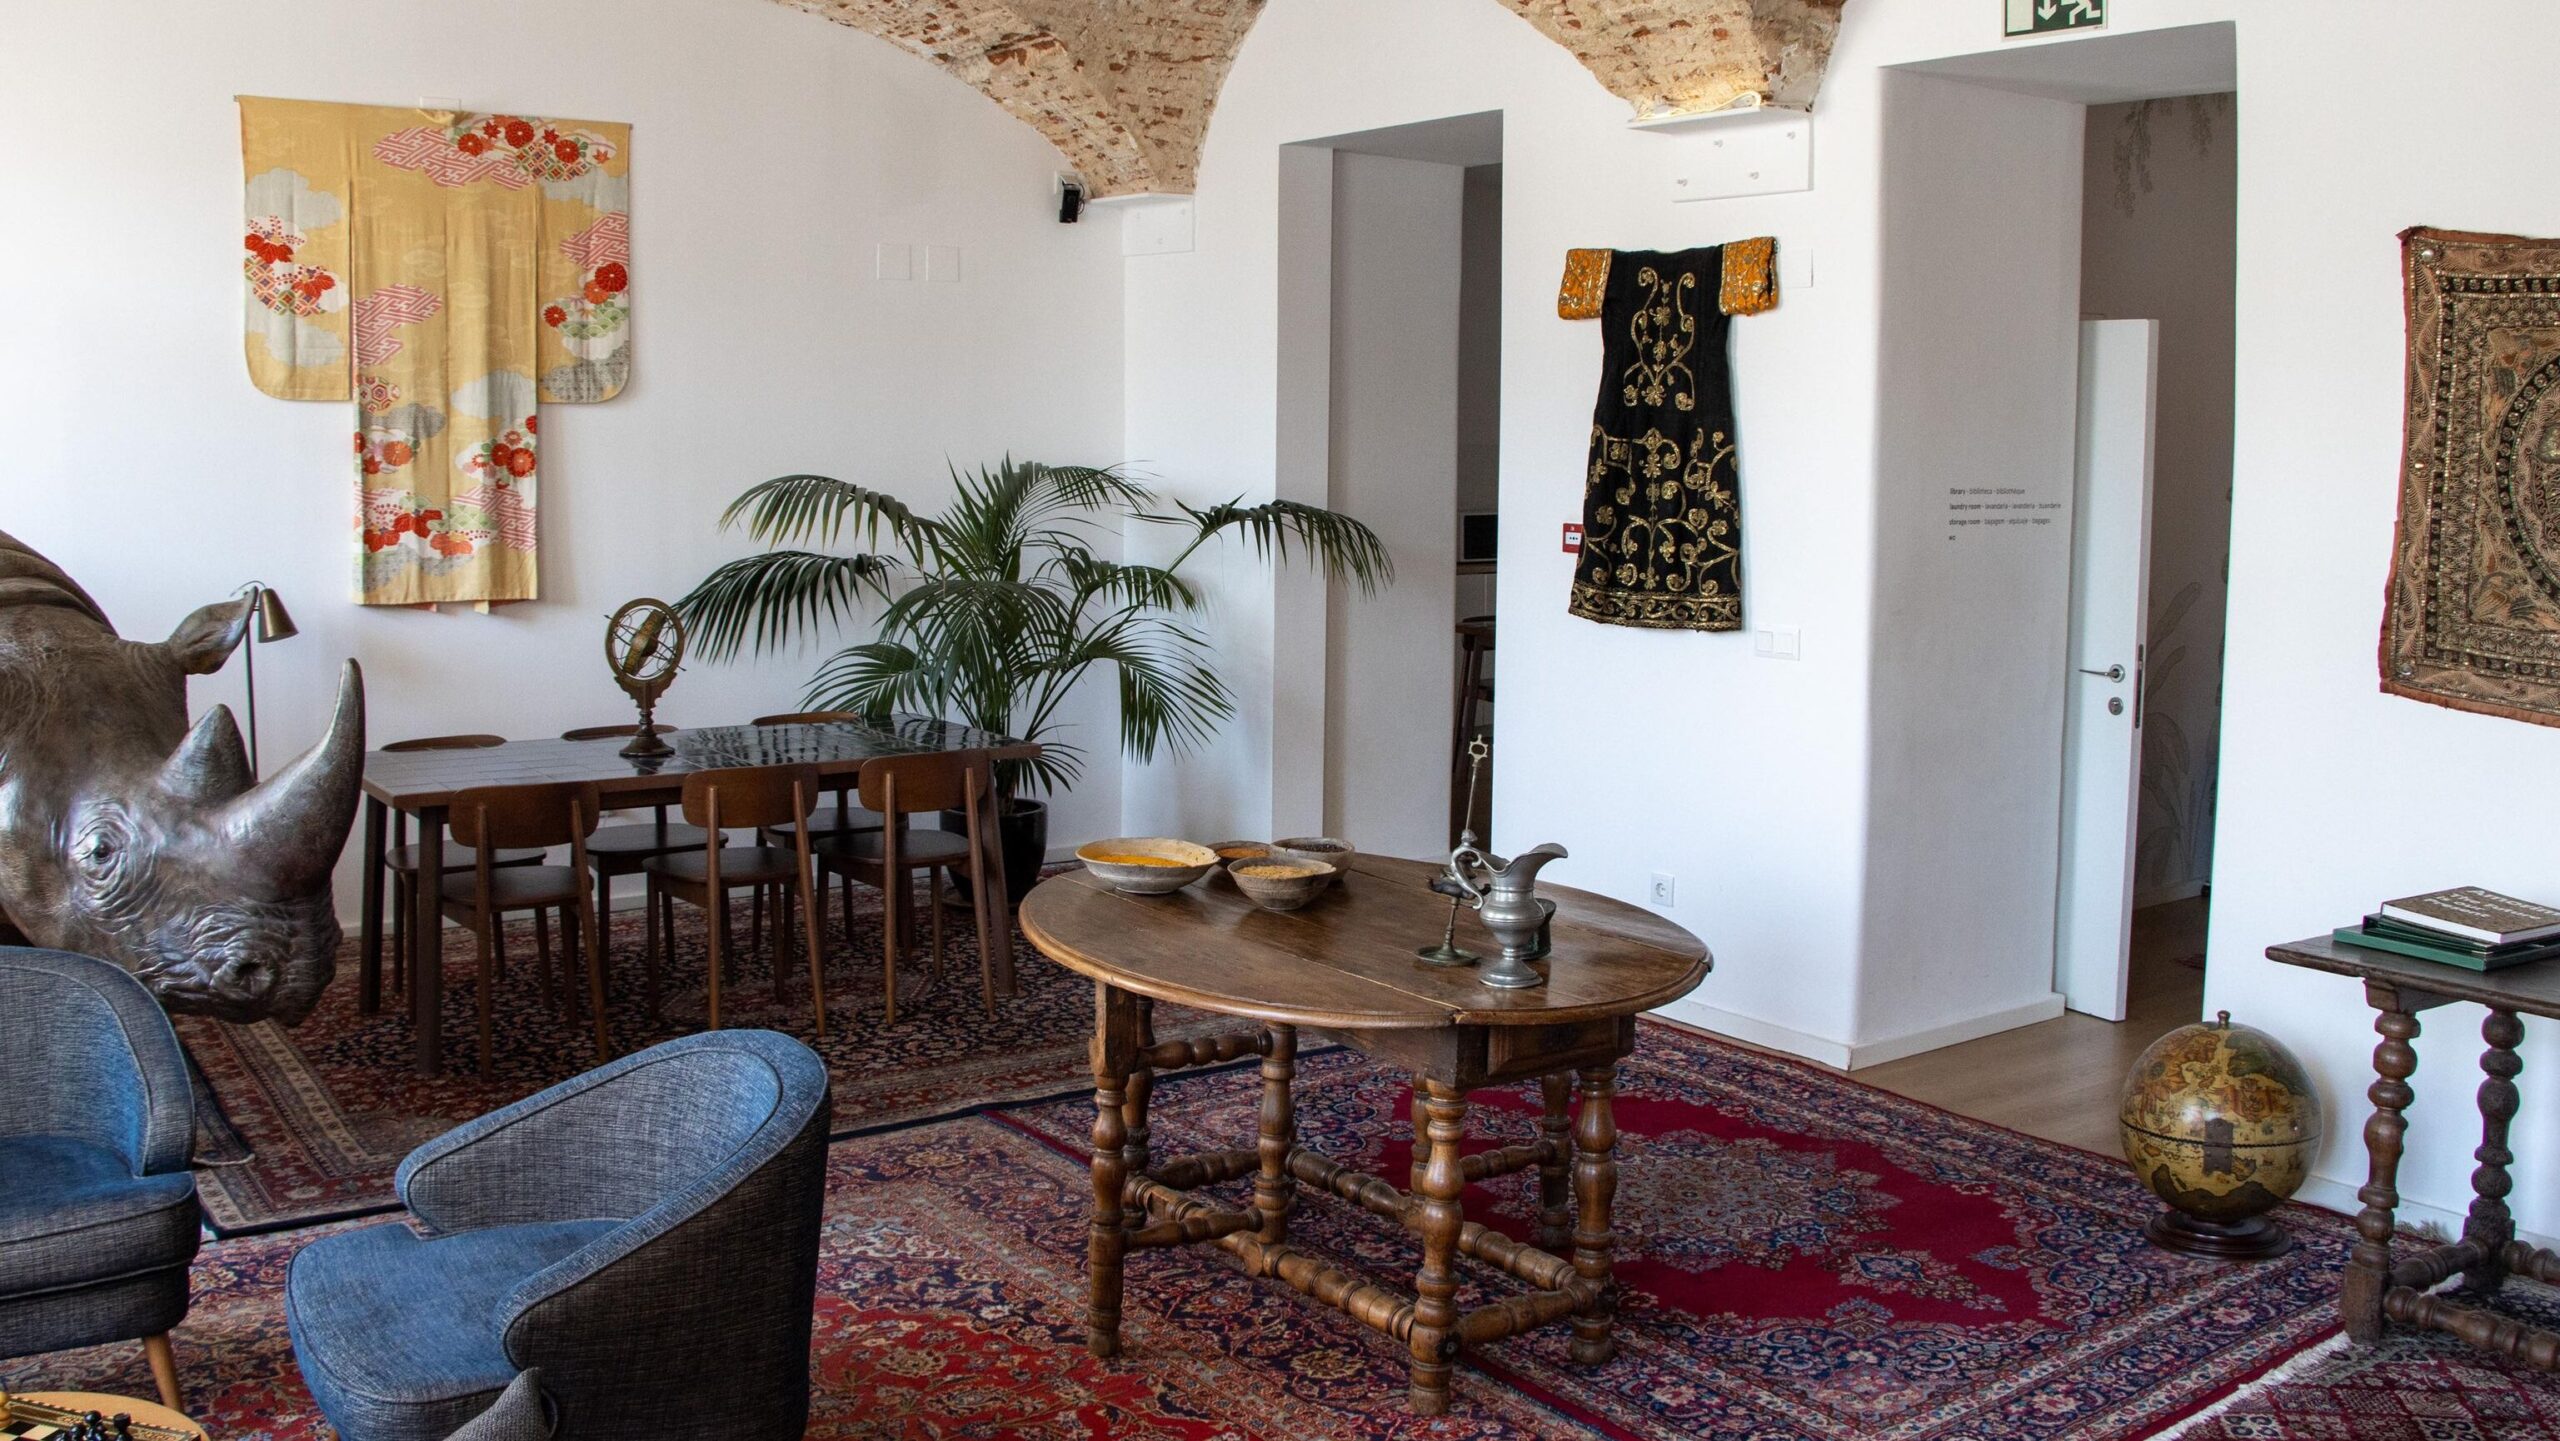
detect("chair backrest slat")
(749, 710), (860, 727)
(679, 764), (822, 832)
(856, 752), (980, 817)
(449, 782), (604, 851)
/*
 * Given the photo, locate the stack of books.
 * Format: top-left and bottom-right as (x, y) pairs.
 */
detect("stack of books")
(2336, 886), (2560, 972)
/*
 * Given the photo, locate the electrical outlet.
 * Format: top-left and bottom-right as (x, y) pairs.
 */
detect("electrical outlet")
(1648, 872), (1676, 907)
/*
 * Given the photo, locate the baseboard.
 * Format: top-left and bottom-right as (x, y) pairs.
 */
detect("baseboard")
(1648, 996), (1854, 1069)
(2135, 878), (2208, 910)
(2291, 1171), (2559, 1253)
(1842, 992), (2068, 1070)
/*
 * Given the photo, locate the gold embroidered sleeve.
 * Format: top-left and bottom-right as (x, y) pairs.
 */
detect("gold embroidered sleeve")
(1557, 248), (1613, 320)
(1719, 236), (1778, 316)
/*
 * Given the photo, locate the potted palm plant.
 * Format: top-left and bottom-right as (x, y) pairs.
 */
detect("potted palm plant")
(674, 461), (1391, 902)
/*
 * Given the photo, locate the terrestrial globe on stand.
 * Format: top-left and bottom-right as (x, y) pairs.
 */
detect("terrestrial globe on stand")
(2118, 1010), (2322, 1260)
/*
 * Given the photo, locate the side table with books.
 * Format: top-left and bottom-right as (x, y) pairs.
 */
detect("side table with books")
(2268, 910), (2560, 1373)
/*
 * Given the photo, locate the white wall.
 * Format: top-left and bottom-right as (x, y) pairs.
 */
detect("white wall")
(1321, 152), (1462, 859)
(2082, 96), (2237, 903)
(2196, 3), (2560, 1243)
(0, 0), (1129, 913)
(1119, 0), (1876, 1059)
(1856, 71), (2084, 1060)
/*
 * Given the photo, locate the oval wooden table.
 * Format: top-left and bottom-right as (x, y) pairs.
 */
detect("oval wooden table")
(1020, 853), (1710, 1416)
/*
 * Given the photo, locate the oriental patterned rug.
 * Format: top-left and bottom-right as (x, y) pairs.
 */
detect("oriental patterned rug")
(181, 878), (1227, 1235)
(2163, 1281), (2560, 1440)
(15, 1026), (2418, 1440)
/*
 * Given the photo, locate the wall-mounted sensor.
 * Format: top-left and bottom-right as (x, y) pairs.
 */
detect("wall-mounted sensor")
(1058, 176), (1085, 224)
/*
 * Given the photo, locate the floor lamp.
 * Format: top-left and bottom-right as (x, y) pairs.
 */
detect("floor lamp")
(234, 582), (299, 775)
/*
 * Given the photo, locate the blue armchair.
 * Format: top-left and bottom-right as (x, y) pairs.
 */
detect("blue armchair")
(285, 1030), (831, 1441)
(0, 947), (200, 1411)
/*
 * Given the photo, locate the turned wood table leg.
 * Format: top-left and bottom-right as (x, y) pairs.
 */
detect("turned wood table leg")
(2344, 997), (2421, 1344)
(1411, 1078), (1431, 1192)
(1256, 1024), (1298, 1244)
(2463, 1007), (2525, 1294)
(1537, 1071), (1575, 1253)
(1571, 1063), (1621, 1366)
(1124, 997), (1157, 1179)
(1410, 1080), (1468, 1416)
(1088, 982), (1141, 1358)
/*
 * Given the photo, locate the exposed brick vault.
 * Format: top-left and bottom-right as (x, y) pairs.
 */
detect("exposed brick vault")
(779, 0), (1845, 198)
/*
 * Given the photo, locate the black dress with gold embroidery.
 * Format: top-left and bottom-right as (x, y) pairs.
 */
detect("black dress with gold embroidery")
(1568, 242), (1770, 632)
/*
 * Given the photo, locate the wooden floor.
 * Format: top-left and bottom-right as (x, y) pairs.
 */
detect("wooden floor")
(1683, 899), (2210, 1156)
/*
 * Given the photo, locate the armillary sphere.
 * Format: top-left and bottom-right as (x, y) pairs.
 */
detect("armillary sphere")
(604, 598), (685, 758)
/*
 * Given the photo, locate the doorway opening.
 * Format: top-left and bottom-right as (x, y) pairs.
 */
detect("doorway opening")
(1271, 112), (1503, 860)
(2074, 91), (2235, 1030)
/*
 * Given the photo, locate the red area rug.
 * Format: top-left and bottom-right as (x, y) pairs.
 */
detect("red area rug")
(14, 1024), (2391, 1439)
(181, 882), (1225, 1234)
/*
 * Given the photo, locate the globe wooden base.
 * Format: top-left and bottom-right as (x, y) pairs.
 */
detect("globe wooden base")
(2145, 1208), (2292, 1261)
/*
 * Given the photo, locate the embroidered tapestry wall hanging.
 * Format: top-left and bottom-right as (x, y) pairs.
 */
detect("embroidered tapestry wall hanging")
(2380, 226), (2560, 725)
(1559, 239), (1775, 632)
(239, 97), (631, 607)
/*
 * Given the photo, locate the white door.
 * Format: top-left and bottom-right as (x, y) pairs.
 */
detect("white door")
(2054, 319), (2159, 1021)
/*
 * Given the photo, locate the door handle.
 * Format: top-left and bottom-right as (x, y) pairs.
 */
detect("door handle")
(2077, 664), (2126, 682)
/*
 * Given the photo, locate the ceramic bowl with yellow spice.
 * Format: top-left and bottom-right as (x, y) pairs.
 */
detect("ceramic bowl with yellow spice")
(1206, 840), (1273, 884)
(1227, 857), (1336, 912)
(1076, 837), (1218, 894)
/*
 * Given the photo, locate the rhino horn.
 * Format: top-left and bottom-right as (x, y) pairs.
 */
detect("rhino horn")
(214, 660), (366, 891)
(160, 705), (255, 805)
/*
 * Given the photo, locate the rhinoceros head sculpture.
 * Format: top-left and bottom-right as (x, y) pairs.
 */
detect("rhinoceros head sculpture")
(0, 530), (362, 1023)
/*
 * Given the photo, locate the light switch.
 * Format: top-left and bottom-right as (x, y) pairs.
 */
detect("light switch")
(1753, 626), (1801, 660)
(927, 245), (961, 283)
(875, 244), (912, 281)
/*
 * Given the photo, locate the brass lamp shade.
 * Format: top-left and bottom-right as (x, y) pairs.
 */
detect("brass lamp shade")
(252, 585), (297, 643)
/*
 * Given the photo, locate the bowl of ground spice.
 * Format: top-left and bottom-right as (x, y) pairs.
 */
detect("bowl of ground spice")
(1075, 837), (1219, 894)
(1227, 858), (1336, 912)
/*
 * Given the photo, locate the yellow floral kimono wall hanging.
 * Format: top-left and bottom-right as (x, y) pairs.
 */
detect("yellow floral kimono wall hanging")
(239, 97), (631, 606)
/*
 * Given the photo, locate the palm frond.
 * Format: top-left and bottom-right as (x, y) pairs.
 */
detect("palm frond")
(1050, 552), (1200, 614)
(1146, 497), (1395, 595)
(719, 474), (924, 553)
(674, 550), (894, 660)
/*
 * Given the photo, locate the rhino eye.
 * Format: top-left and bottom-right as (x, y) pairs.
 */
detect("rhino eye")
(71, 815), (135, 885)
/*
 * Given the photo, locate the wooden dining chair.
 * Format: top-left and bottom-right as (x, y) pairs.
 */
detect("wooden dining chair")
(639, 764), (829, 1039)
(380, 734), (543, 1000)
(812, 752), (1008, 1024)
(440, 782), (611, 1077)
(559, 724), (719, 956)
(747, 711), (886, 841)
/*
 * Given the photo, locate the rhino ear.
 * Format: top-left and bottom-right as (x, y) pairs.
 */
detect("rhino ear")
(166, 599), (252, 676)
(161, 705), (254, 805)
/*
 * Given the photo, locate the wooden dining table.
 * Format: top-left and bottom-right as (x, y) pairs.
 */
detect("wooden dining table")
(1019, 854), (1711, 1416)
(359, 714), (1038, 1075)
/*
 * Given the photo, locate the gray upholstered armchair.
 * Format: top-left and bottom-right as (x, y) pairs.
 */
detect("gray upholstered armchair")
(0, 947), (201, 1411)
(285, 1030), (831, 1441)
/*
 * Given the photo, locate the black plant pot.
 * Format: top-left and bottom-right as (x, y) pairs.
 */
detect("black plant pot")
(943, 798), (1049, 908)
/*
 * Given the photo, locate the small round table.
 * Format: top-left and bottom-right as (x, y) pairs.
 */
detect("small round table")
(1020, 854), (1710, 1416)
(3, 1393), (205, 1441)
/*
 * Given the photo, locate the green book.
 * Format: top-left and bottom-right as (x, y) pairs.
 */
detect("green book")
(2358, 914), (2531, 957)
(2334, 925), (2560, 972)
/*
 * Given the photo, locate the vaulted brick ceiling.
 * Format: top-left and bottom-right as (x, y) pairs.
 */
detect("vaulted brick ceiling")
(779, 0), (1844, 197)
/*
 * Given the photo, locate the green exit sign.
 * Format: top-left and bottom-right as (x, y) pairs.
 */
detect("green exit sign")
(2006, 0), (2106, 37)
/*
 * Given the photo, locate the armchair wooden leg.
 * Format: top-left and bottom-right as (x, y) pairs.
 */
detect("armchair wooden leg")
(144, 1332), (180, 1411)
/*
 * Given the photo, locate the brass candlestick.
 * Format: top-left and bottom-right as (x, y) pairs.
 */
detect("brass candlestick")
(1417, 737), (1489, 966)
